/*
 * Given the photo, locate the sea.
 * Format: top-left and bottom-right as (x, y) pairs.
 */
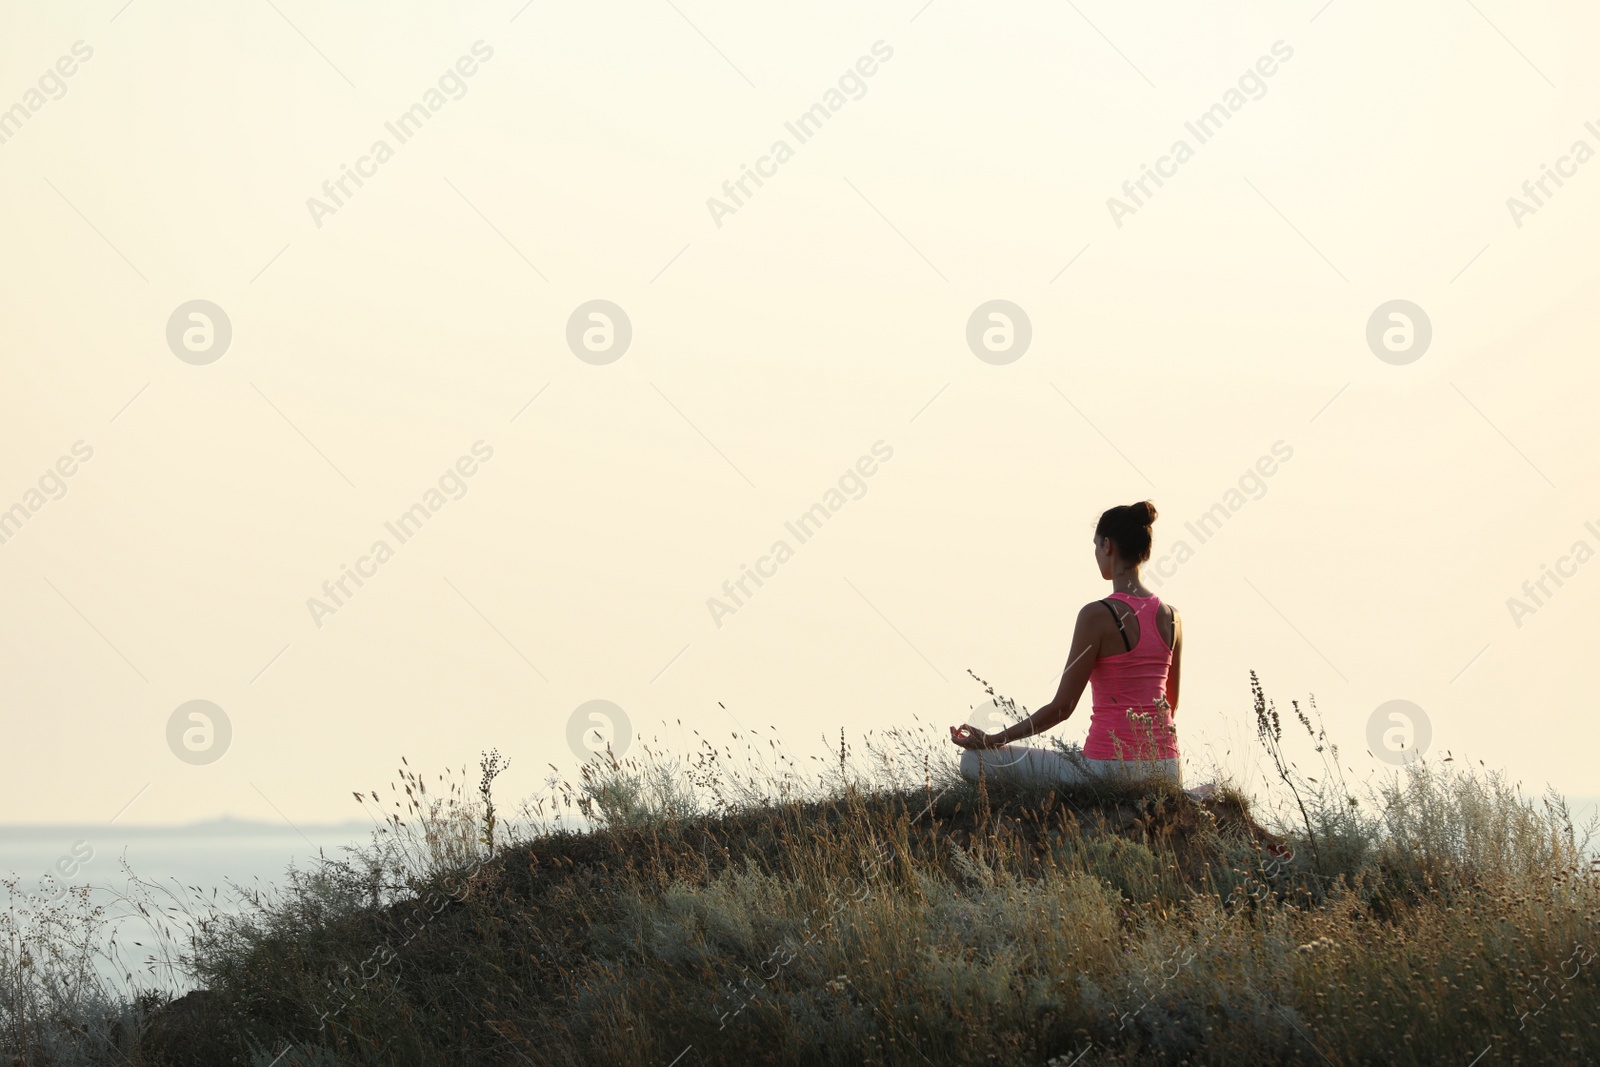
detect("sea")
(0, 818), (382, 993)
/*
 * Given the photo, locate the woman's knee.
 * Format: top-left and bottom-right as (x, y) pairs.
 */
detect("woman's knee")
(960, 746), (1027, 781)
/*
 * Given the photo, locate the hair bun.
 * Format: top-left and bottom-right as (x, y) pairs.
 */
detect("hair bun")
(1095, 501), (1157, 563)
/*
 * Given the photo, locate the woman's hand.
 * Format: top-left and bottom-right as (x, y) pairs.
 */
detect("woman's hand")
(950, 724), (1004, 750)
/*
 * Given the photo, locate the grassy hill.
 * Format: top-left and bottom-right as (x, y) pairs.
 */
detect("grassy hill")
(5, 686), (1599, 1065)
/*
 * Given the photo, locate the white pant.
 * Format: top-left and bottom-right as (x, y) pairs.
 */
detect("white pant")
(959, 744), (1182, 789)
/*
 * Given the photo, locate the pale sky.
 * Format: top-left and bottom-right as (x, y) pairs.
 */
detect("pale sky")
(2, 0), (1597, 826)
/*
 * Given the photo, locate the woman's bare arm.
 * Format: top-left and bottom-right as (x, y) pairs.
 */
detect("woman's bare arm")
(1165, 605), (1183, 716)
(956, 603), (1103, 748)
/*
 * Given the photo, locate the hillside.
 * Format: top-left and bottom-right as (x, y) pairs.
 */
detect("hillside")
(6, 707), (1599, 1066)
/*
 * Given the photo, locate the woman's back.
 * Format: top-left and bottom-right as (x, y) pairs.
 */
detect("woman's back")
(1084, 592), (1178, 761)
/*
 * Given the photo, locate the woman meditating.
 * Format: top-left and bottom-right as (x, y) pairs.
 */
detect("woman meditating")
(950, 501), (1182, 787)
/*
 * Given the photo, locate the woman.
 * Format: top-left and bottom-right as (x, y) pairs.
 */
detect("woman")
(950, 501), (1182, 787)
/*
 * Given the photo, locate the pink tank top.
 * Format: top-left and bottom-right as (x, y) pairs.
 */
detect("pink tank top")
(1083, 592), (1178, 761)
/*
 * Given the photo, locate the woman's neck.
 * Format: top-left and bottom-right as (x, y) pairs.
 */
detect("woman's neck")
(1110, 568), (1152, 597)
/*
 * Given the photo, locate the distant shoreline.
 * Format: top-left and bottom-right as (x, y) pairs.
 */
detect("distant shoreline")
(0, 818), (374, 839)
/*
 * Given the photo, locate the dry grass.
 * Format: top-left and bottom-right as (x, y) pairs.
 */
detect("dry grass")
(4, 687), (1598, 1066)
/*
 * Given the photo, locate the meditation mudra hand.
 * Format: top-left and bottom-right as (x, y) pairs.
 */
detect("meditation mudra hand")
(949, 723), (1001, 749)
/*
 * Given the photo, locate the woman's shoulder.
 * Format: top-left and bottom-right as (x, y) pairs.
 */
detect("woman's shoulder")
(1076, 599), (1118, 627)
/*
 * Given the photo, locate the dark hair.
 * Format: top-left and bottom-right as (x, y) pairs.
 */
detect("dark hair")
(1095, 501), (1159, 563)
